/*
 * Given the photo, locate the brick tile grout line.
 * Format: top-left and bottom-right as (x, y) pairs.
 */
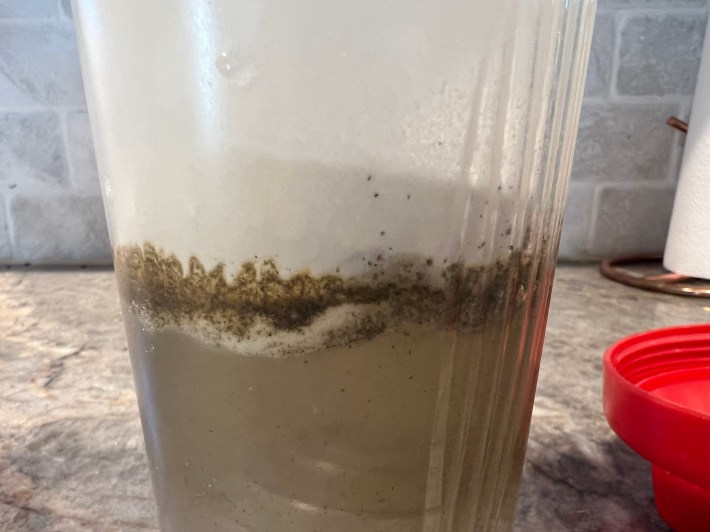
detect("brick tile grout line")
(601, 6), (709, 16)
(0, 19), (71, 26)
(596, 180), (679, 193)
(583, 185), (603, 256)
(0, 106), (88, 113)
(608, 9), (625, 102)
(607, 94), (689, 105)
(3, 191), (17, 262)
(59, 108), (78, 191)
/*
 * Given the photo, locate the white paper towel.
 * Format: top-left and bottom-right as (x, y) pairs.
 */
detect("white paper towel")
(664, 17), (710, 280)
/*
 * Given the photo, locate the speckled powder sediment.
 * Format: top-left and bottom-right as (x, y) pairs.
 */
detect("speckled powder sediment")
(117, 242), (542, 531)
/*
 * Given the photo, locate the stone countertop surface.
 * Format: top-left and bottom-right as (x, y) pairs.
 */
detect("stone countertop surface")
(0, 265), (708, 531)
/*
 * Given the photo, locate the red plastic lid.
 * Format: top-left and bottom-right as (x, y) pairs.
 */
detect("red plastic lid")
(603, 324), (710, 532)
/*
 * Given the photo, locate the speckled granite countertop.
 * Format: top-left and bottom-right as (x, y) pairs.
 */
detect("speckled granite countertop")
(0, 265), (708, 531)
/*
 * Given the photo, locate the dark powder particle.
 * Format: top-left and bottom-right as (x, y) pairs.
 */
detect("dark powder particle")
(114, 242), (536, 341)
(380, 231), (386, 236)
(374, 193), (380, 198)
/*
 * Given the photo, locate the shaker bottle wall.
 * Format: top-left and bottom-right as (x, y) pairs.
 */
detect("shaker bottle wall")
(72, 1), (596, 530)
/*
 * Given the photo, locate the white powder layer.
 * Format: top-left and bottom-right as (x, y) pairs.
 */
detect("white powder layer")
(76, 1), (550, 276)
(132, 303), (396, 358)
(110, 157), (527, 277)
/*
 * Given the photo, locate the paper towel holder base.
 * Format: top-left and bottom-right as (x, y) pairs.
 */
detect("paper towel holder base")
(599, 118), (710, 297)
(601, 255), (710, 298)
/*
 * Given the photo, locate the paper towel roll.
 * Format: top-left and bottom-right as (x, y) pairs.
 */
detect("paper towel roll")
(664, 17), (710, 281)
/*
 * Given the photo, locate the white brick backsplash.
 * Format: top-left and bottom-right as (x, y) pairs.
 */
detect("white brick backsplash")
(0, 2), (708, 264)
(0, 0), (58, 18)
(618, 14), (707, 96)
(0, 23), (85, 107)
(10, 194), (110, 265)
(572, 103), (679, 183)
(0, 73), (40, 110)
(589, 186), (676, 257)
(0, 112), (67, 188)
(0, 197), (11, 260)
(585, 14), (615, 98)
(67, 111), (100, 194)
(559, 185), (597, 260)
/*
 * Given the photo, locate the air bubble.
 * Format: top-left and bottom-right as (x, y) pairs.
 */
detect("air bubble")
(216, 50), (258, 88)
